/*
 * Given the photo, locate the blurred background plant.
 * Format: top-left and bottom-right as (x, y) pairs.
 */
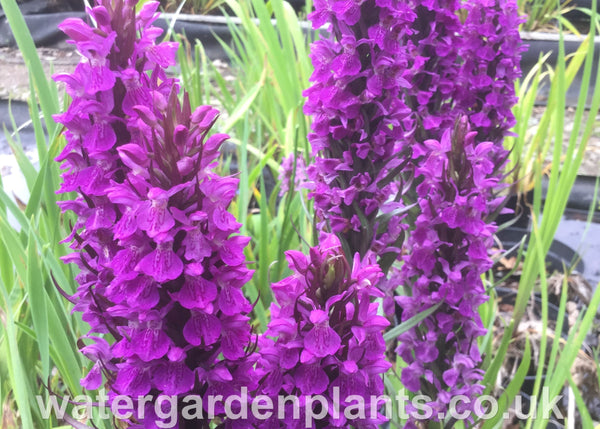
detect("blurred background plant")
(158, 0), (307, 15)
(161, 0), (223, 14)
(519, 0), (576, 31)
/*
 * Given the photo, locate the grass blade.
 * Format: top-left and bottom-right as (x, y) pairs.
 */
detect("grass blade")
(26, 226), (49, 380)
(383, 301), (443, 343)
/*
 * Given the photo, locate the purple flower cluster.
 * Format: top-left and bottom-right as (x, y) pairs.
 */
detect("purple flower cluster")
(256, 234), (390, 428)
(55, 0), (255, 426)
(278, 152), (308, 197)
(303, 0), (523, 426)
(456, 0), (524, 148)
(404, 0), (523, 150)
(392, 2), (522, 424)
(396, 118), (505, 426)
(303, 0), (417, 264)
(403, 0), (463, 137)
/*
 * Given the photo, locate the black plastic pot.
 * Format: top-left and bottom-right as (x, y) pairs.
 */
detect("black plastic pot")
(542, 175), (600, 214)
(496, 192), (533, 230)
(543, 176), (600, 286)
(497, 226), (585, 275)
(564, 0), (600, 23)
(0, 12), (238, 60)
(497, 174), (600, 287)
(520, 31), (600, 107)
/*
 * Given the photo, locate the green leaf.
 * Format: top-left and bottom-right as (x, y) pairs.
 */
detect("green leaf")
(0, 0), (59, 137)
(3, 123), (37, 191)
(0, 278), (34, 429)
(383, 301), (443, 343)
(483, 321), (515, 394)
(26, 226), (49, 380)
(221, 68), (265, 133)
(0, 218), (27, 282)
(567, 376), (594, 429)
(481, 337), (531, 429)
(257, 176), (274, 306)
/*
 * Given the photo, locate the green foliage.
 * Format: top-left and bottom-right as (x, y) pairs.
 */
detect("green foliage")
(163, 0), (224, 15)
(0, 0), (110, 426)
(519, 0), (576, 32)
(1, 0), (599, 427)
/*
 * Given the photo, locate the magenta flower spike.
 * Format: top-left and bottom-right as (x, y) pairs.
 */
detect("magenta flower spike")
(396, 117), (512, 426)
(55, 0), (256, 426)
(455, 0), (525, 154)
(303, 0), (417, 270)
(394, 2), (523, 425)
(404, 0), (524, 154)
(303, 1), (523, 427)
(403, 0), (464, 138)
(256, 234), (391, 428)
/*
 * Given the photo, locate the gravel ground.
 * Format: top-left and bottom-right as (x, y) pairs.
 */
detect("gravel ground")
(531, 106), (600, 177)
(0, 44), (78, 101)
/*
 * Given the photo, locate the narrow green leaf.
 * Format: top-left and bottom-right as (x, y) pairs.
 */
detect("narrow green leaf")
(0, 278), (34, 429)
(545, 270), (569, 381)
(221, 71), (265, 133)
(483, 321), (515, 394)
(0, 0), (58, 137)
(3, 124), (37, 191)
(567, 376), (594, 429)
(481, 337), (531, 429)
(25, 131), (63, 221)
(0, 218), (27, 282)
(26, 227), (49, 380)
(257, 177), (274, 306)
(45, 296), (83, 396)
(28, 75), (49, 167)
(383, 301), (443, 343)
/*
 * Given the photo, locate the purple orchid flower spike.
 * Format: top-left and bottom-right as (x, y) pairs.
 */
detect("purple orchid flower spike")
(304, 1), (523, 428)
(396, 117), (510, 427)
(303, 0), (417, 279)
(55, 0), (256, 427)
(256, 234), (391, 427)
(392, 2), (523, 425)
